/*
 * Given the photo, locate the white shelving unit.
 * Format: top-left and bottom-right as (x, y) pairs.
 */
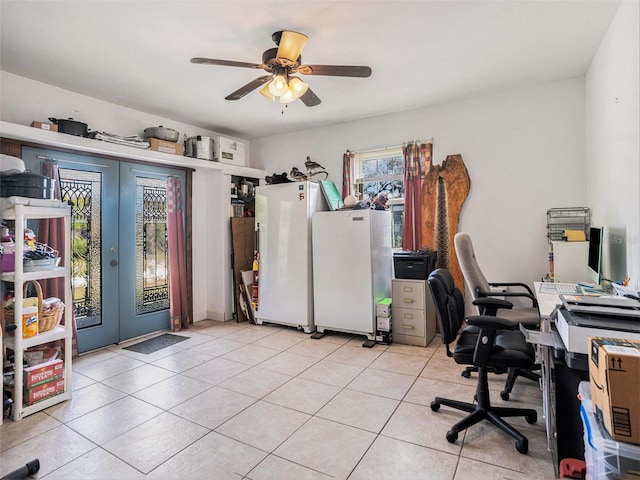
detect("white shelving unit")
(1, 198), (73, 421)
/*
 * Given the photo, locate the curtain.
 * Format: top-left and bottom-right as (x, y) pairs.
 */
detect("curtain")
(342, 151), (355, 199)
(167, 176), (189, 331)
(402, 141), (433, 251)
(38, 160), (79, 357)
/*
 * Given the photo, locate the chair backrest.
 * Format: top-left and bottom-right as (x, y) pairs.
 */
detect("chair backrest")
(454, 232), (490, 301)
(427, 268), (466, 348)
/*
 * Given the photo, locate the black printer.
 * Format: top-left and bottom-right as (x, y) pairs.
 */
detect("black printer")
(393, 250), (437, 280)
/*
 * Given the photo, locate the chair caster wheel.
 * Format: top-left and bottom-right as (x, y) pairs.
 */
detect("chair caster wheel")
(430, 401), (440, 412)
(515, 438), (528, 454)
(526, 413), (537, 424)
(461, 371), (471, 378)
(500, 391), (510, 401)
(446, 430), (458, 443)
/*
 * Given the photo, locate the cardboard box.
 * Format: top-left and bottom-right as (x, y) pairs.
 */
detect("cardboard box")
(375, 331), (392, 345)
(589, 336), (640, 445)
(30, 121), (58, 132)
(376, 314), (392, 345)
(215, 136), (245, 166)
(26, 377), (65, 405)
(376, 298), (392, 317)
(23, 358), (64, 388)
(147, 138), (183, 156)
(579, 381), (640, 480)
(376, 315), (392, 332)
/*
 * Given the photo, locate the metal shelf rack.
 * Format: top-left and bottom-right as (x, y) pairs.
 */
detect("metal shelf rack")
(546, 207), (590, 243)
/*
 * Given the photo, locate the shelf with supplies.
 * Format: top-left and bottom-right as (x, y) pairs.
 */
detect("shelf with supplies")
(1, 199), (73, 422)
(1, 120), (265, 179)
(229, 175), (259, 218)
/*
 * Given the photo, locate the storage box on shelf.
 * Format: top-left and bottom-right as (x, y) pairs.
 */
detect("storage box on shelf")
(1, 197), (72, 421)
(579, 381), (640, 480)
(147, 138), (183, 156)
(30, 121), (58, 132)
(588, 337), (640, 445)
(216, 136), (245, 166)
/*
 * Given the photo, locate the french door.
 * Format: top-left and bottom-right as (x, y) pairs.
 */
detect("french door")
(22, 147), (186, 353)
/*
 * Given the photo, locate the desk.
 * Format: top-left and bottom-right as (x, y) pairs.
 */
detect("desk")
(532, 282), (640, 477)
(532, 282), (590, 478)
(534, 281), (572, 318)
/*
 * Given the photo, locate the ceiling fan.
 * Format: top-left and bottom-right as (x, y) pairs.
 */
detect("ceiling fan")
(190, 30), (372, 107)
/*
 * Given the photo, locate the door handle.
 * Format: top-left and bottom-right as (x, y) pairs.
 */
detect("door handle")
(110, 259), (118, 266)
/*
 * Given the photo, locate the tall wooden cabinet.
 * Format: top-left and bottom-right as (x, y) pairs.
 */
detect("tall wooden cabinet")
(1, 198), (72, 421)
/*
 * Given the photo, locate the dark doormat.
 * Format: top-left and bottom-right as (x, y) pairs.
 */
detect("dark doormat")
(123, 333), (189, 354)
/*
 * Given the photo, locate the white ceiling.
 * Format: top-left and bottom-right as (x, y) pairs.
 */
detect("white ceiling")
(0, 1), (621, 140)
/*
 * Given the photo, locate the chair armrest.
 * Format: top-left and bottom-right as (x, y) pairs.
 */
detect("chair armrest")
(488, 282), (534, 296)
(466, 315), (516, 331)
(465, 315), (516, 366)
(472, 297), (513, 316)
(479, 286), (539, 308)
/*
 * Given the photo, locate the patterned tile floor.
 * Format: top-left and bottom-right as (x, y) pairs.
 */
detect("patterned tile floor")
(1, 320), (556, 479)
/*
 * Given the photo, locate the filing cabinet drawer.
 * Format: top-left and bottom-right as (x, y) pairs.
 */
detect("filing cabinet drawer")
(392, 307), (426, 338)
(392, 280), (426, 311)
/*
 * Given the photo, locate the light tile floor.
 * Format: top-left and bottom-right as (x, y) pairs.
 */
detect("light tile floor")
(1, 320), (556, 479)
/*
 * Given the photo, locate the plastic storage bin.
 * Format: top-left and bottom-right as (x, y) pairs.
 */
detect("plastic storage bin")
(579, 381), (640, 480)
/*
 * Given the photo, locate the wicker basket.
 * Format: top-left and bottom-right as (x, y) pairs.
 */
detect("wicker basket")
(4, 280), (64, 334)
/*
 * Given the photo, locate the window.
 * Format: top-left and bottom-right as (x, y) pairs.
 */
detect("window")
(352, 147), (404, 248)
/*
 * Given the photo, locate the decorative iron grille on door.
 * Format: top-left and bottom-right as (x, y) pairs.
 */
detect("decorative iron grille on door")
(60, 170), (102, 329)
(136, 178), (169, 315)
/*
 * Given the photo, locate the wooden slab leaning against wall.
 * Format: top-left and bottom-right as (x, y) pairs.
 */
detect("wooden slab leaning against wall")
(421, 154), (470, 294)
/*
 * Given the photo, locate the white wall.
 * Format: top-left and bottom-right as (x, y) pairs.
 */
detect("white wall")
(585, 0), (640, 289)
(253, 78), (588, 289)
(0, 72), (251, 159)
(6, 7), (636, 322)
(0, 71), (254, 322)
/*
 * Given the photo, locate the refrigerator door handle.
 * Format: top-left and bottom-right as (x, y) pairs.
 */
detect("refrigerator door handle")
(255, 222), (260, 253)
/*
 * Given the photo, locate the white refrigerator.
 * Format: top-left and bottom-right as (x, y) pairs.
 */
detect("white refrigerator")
(312, 209), (392, 339)
(254, 181), (327, 332)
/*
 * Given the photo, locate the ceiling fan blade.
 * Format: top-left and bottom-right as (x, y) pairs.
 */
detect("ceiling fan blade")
(276, 31), (308, 63)
(225, 76), (272, 101)
(191, 57), (263, 69)
(299, 88), (321, 107)
(297, 64), (372, 78)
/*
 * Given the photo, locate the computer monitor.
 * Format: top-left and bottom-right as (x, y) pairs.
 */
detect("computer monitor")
(587, 226), (604, 285)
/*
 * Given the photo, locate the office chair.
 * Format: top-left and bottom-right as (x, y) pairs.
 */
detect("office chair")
(454, 232), (541, 400)
(427, 268), (538, 454)
(454, 232), (540, 325)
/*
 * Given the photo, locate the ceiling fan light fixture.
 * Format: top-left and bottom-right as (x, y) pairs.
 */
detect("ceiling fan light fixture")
(277, 31), (308, 63)
(288, 77), (309, 99)
(279, 88), (297, 104)
(268, 73), (289, 96)
(259, 84), (275, 101)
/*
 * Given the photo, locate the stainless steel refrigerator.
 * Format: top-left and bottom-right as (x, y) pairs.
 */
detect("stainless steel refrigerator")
(254, 181), (327, 332)
(312, 209), (392, 339)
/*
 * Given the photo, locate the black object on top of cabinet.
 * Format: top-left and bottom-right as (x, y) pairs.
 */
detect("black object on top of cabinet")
(0, 171), (52, 199)
(393, 250), (437, 280)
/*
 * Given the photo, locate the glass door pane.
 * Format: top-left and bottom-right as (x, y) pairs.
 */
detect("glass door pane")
(136, 177), (169, 315)
(60, 169), (103, 329)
